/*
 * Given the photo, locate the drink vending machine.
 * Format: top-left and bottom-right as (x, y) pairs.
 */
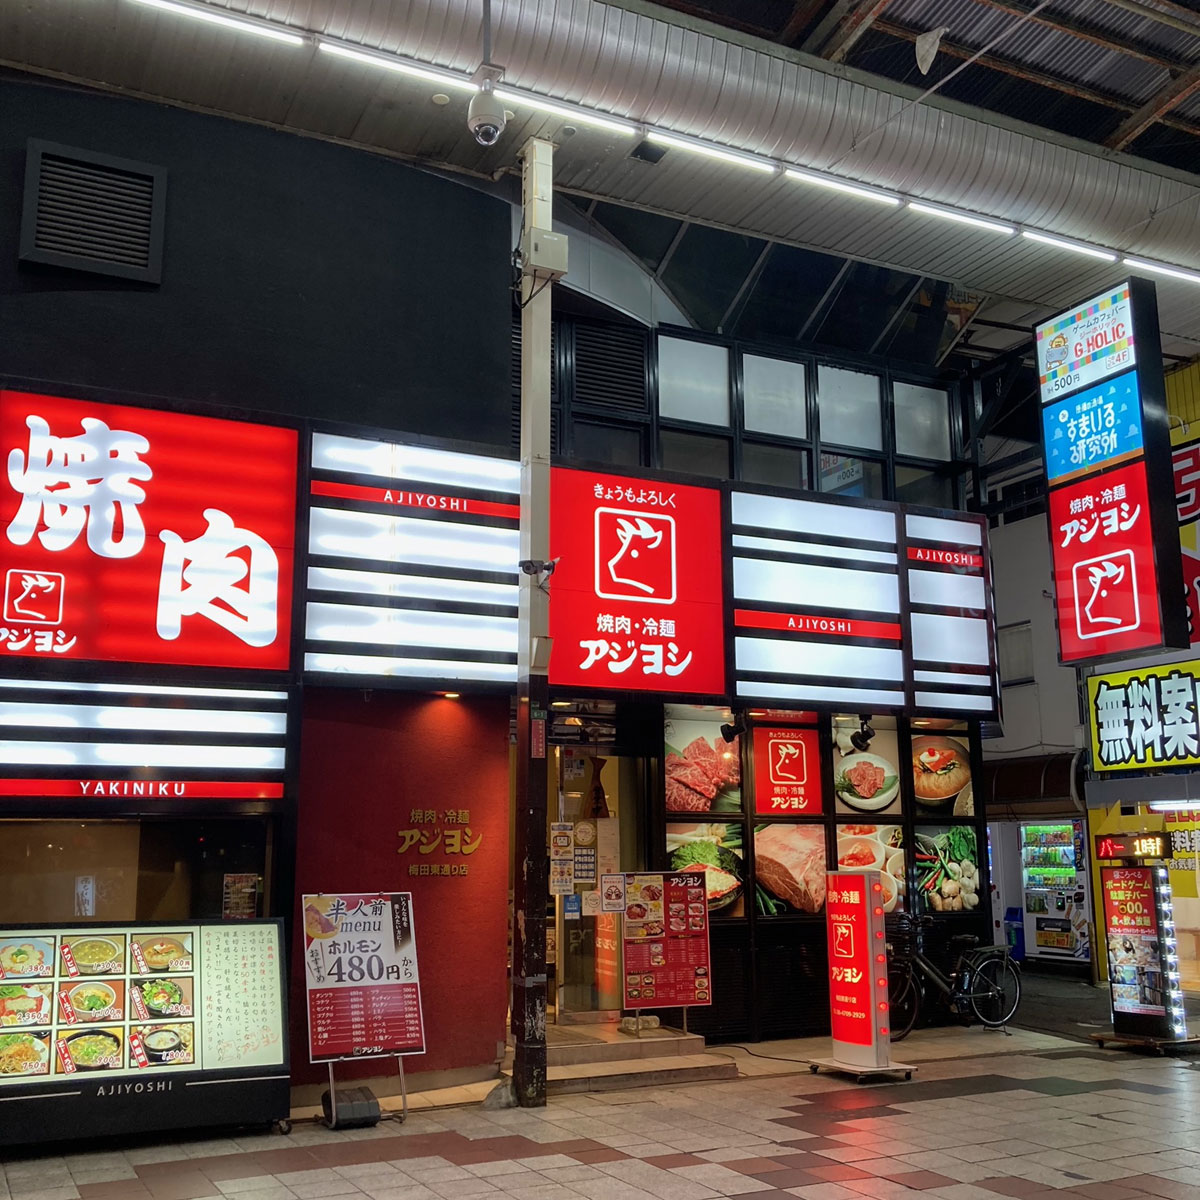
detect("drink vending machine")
(1020, 820), (1090, 962)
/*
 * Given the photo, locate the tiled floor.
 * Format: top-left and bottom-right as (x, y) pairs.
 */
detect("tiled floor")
(3, 1044), (1199, 1200)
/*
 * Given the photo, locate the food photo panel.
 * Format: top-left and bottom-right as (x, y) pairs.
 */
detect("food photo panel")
(914, 824), (982, 913)
(666, 822), (745, 918)
(833, 715), (901, 816)
(752, 823), (827, 917)
(664, 706), (742, 816)
(911, 726), (974, 816)
(835, 822), (905, 913)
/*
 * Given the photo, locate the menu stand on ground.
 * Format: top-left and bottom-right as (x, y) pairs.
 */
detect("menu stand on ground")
(322, 1056), (408, 1129)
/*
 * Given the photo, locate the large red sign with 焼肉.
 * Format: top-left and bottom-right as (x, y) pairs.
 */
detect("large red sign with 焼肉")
(548, 468), (725, 695)
(0, 391), (297, 670)
(752, 725), (822, 815)
(1046, 462), (1162, 663)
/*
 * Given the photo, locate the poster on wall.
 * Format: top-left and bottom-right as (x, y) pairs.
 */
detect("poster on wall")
(302, 893), (426, 1061)
(666, 823), (745, 917)
(753, 824), (827, 916)
(0, 390), (298, 671)
(548, 467), (726, 696)
(833, 716), (901, 816)
(0, 921), (288, 1146)
(911, 733), (973, 815)
(752, 725), (822, 815)
(1099, 867), (1166, 1019)
(621, 872), (711, 1009)
(913, 826), (981, 914)
(664, 708), (741, 816)
(835, 824), (904, 913)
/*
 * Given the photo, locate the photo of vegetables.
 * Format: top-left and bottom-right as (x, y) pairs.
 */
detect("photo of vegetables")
(833, 719), (901, 816)
(915, 825), (981, 912)
(753, 824), (827, 916)
(664, 710), (742, 815)
(666, 823), (745, 917)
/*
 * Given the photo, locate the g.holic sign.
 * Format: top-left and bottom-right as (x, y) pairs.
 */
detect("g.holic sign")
(0, 391), (298, 670)
(548, 468), (725, 696)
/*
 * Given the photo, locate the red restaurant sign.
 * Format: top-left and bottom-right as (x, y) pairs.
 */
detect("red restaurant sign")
(548, 468), (725, 695)
(0, 390), (297, 670)
(752, 725), (822, 815)
(825, 870), (892, 1066)
(0, 779), (284, 799)
(1046, 462), (1161, 663)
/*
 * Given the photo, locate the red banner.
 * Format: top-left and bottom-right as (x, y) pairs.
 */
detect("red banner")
(0, 779), (284, 799)
(310, 479), (519, 521)
(752, 726), (823, 815)
(548, 468), (725, 695)
(1100, 866), (1165, 1017)
(1047, 462), (1162, 662)
(621, 872), (711, 1009)
(733, 609), (902, 641)
(0, 390), (297, 670)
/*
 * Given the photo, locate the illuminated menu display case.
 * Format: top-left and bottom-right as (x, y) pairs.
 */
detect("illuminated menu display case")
(0, 921), (288, 1146)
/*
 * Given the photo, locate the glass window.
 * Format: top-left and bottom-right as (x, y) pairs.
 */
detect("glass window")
(817, 365), (881, 451)
(895, 465), (955, 509)
(818, 453), (884, 498)
(571, 421), (643, 467)
(743, 355), (807, 439)
(894, 381), (953, 461)
(661, 429), (731, 478)
(658, 337), (730, 426)
(741, 442), (809, 491)
(998, 623), (1034, 685)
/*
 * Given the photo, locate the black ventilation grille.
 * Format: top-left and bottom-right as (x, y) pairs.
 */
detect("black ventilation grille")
(20, 140), (166, 283)
(573, 322), (649, 415)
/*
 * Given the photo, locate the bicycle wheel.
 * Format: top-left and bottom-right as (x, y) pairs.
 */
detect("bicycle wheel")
(969, 957), (1021, 1027)
(887, 963), (920, 1041)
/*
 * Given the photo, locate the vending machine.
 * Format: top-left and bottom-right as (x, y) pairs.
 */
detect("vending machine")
(1021, 820), (1091, 962)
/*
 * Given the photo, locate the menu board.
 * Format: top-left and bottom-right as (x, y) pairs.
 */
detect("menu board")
(302, 893), (426, 1062)
(0, 923), (285, 1086)
(1100, 867), (1165, 1019)
(621, 872), (711, 1010)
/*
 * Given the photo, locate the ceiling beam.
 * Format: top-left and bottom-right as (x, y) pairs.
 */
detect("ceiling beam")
(874, 19), (1200, 141)
(1105, 64), (1200, 149)
(1103, 0), (1200, 39)
(822, 0), (897, 63)
(777, 0), (830, 47)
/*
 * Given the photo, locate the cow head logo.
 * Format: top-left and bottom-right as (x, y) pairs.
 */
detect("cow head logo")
(594, 508), (676, 604)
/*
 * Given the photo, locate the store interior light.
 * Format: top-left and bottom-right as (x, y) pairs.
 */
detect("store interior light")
(493, 88), (637, 135)
(127, 0), (305, 44)
(1123, 257), (1200, 285)
(785, 168), (900, 205)
(1150, 801), (1197, 812)
(1021, 230), (1118, 261)
(647, 131), (776, 173)
(908, 202), (1014, 235)
(318, 41), (477, 89)
(441, 691), (460, 698)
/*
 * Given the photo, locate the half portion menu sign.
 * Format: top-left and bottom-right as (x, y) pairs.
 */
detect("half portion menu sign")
(302, 893), (426, 1061)
(621, 872), (711, 1009)
(0, 922), (288, 1147)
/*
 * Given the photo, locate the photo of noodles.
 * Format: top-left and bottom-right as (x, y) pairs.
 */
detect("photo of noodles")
(0, 1032), (50, 1077)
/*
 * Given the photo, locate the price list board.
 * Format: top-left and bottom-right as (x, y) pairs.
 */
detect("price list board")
(302, 893), (426, 1062)
(0, 921), (288, 1148)
(621, 872), (711, 1010)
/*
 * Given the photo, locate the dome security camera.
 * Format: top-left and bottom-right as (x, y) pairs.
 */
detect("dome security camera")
(468, 83), (506, 147)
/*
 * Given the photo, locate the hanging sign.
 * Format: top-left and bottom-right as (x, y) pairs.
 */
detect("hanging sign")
(1035, 283), (1135, 402)
(548, 467), (726, 696)
(1087, 659), (1200, 771)
(302, 893), (426, 1061)
(0, 390), (297, 670)
(621, 872), (711, 1009)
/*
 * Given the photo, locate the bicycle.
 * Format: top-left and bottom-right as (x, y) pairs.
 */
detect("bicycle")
(885, 912), (1021, 1041)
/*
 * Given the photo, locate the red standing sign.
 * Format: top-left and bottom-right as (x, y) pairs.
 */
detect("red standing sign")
(1047, 463), (1162, 663)
(0, 390), (297, 670)
(548, 468), (725, 695)
(621, 872), (711, 1009)
(752, 725), (823, 815)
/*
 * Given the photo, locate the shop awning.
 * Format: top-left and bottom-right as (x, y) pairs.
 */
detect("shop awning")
(978, 753), (1082, 819)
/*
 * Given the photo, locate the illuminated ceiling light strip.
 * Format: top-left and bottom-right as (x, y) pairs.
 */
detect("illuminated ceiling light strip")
(1149, 801), (1199, 812)
(0, 678), (286, 701)
(908, 202), (1014, 235)
(493, 88), (637, 136)
(646, 131), (776, 174)
(126, 0), (305, 45)
(785, 168), (900, 206)
(317, 41), (477, 91)
(1123, 257), (1200, 285)
(1021, 230), (1117, 262)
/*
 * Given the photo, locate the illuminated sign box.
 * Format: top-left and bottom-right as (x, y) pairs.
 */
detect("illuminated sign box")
(0, 390), (298, 672)
(1094, 832), (1168, 861)
(1034, 280), (1187, 665)
(1087, 660), (1200, 772)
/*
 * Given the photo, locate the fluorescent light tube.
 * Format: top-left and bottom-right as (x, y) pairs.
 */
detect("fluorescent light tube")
(318, 42), (477, 91)
(493, 88), (637, 136)
(127, 0), (304, 44)
(1022, 230), (1117, 261)
(908, 202), (1014, 234)
(1123, 257), (1200, 285)
(785, 168), (900, 206)
(1149, 801), (1199, 811)
(646, 131), (775, 173)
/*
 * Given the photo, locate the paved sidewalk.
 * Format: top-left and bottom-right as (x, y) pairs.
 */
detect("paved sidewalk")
(3, 1045), (1199, 1200)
